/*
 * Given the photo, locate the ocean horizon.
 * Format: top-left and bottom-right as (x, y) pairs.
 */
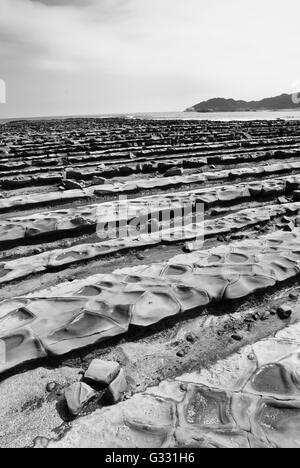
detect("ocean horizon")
(1, 109), (300, 124)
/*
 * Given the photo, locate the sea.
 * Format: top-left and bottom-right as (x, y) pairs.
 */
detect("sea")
(127, 110), (300, 121)
(1, 110), (300, 124)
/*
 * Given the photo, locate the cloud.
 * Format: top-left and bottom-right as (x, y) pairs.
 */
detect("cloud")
(1, 0), (300, 117)
(0, 0), (139, 72)
(30, 0), (92, 6)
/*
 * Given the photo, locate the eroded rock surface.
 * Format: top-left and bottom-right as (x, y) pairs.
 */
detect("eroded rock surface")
(47, 321), (300, 448)
(1, 228), (300, 374)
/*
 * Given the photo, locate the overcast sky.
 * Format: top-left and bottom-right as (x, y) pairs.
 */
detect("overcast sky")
(0, 0), (300, 118)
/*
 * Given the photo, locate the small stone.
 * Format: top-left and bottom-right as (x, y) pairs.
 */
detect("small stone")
(231, 334), (243, 342)
(176, 350), (185, 358)
(33, 247), (44, 255)
(136, 252), (145, 261)
(289, 292), (298, 300)
(34, 437), (50, 449)
(247, 354), (256, 361)
(46, 382), (57, 393)
(186, 333), (196, 343)
(282, 216), (291, 224)
(65, 382), (96, 416)
(260, 311), (270, 321)
(105, 369), (127, 404)
(277, 304), (293, 320)
(85, 359), (120, 387)
(183, 242), (192, 253)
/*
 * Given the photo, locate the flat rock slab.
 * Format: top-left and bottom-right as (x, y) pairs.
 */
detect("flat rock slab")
(85, 359), (120, 387)
(65, 382), (96, 416)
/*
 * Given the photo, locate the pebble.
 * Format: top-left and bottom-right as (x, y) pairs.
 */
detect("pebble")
(277, 304), (293, 320)
(289, 292), (298, 300)
(260, 311), (270, 321)
(33, 247), (44, 255)
(33, 437), (50, 449)
(186, 333), (196, 343)
(231, 334), (243, 342)
(247, 354), (256, 361)
(46, 382), (57, 393)
(136, 252), (145, 261)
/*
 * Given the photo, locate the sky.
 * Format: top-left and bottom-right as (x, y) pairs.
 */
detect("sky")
(0, 0), (300, 118)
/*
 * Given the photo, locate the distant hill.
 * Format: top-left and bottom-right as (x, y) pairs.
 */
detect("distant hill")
(186, 93), (300, 113)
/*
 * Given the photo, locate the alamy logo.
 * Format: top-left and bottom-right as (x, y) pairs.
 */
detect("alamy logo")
(0, 79), (6, 104)
(96, 195), (205, 244)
